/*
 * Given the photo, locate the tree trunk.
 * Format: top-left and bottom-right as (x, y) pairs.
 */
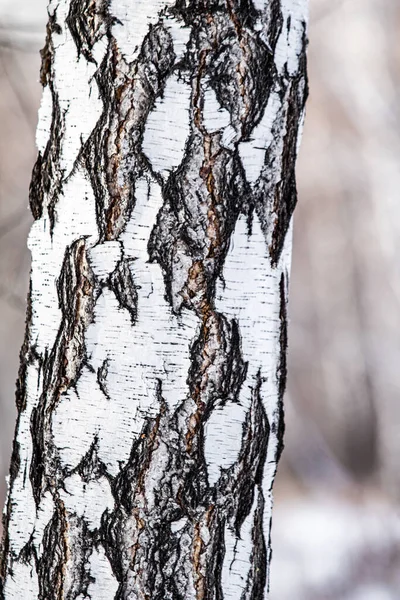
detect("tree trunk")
(0, 0), (307, 597)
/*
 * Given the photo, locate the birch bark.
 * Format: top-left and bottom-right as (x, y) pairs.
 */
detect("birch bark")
(0, 0), (307, 598)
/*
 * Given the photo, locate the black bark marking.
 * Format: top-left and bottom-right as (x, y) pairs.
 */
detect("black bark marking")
(253, 22), (308, 266)
(148, 144), (245, 314)
(29, 94), (64, 224)
(217, 373), (269, 533)
(37, 499), (68, 600)
(109, 258), (138, 324)
(100, 361), (268, 597)
(82, 21), (176, 242)
(274, 272), (288, 463)
(241, 490), (267, 600)
(188, 313), (248, 412)
(30, 238), (95, 505)
(40, 11), (61, 88)
(32, 9), (66, 228)
(67, 0), (111, 62)
(97, 358), (111, 399)
(76, 436), (108, 483)
(268, 29), (308, 264)
(0, 441), (21, 588)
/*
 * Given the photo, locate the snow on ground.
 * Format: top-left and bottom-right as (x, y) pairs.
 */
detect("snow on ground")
(270, 490), (400, 599)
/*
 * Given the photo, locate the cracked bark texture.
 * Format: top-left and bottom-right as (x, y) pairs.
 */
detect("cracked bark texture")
(0, 0), (307, 598)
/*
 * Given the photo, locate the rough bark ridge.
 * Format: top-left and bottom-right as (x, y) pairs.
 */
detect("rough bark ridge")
(0, 0), (307, 598)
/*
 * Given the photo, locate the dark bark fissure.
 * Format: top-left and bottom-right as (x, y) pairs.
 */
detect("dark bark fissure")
(30, 238), (96, 505)
(31, 11), (65, 227)
(100, 374), (269, 600)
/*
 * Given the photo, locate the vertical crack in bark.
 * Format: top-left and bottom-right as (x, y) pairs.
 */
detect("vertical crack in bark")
(109, 257), (138, 325)
(37, 496), (69, 600)
(66, 0), (110, 62)
(30, 238), (95, 504)
(29, 95), (64, 225)
(275, 271), (289, 462)
(82, 21), (176, 242)
(30, 12), (65, 225)
(267, 39), (308, 265)
(98, 323), (268, 599)
(240, 490), (267, 600)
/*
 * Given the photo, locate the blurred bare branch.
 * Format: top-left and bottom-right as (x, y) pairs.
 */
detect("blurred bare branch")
(0, 20), (44, 33)
(0, 18), (44, 53)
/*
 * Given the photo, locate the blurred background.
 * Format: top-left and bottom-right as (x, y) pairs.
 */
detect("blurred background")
(0, 0), (400, 597)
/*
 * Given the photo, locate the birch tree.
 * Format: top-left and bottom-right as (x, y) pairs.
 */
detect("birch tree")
(0, 0), (307, 597)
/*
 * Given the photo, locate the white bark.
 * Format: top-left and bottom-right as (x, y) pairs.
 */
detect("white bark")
(0, 0), (308, 598)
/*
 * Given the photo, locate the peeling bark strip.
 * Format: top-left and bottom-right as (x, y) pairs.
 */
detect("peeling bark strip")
(0, 0), (307, 598)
